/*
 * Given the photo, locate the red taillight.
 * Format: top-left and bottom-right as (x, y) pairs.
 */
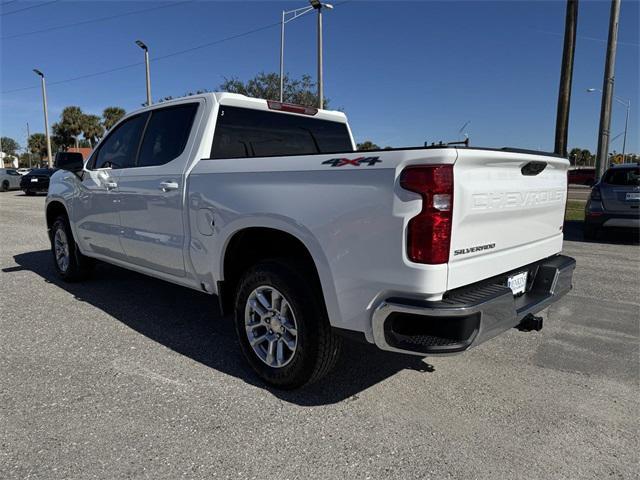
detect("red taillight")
(400, 165), (454, 264)
(267, 100), (318, 116)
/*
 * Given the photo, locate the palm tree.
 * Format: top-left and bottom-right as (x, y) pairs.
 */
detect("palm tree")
(81, 114), (105, 147)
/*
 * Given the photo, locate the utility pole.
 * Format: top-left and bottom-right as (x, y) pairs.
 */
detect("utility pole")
(33, 69), (53, 168)
(595, 0), (621, 179)
(554, 0), (579, 158)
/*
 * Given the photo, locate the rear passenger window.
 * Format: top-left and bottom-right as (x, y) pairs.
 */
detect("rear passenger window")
(93, 113), (148, 169)
(137, 103), (198, 167)
(211, 106), (353, 159)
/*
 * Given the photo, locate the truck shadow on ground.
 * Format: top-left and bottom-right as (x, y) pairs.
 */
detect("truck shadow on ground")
(6, 250), (433, 406)
(563, 220), (639, 245)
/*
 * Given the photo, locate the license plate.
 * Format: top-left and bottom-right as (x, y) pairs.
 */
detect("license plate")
(626, 192), (640, 201)
(507, 271), (528, 295)
(30, 178), (38, 182)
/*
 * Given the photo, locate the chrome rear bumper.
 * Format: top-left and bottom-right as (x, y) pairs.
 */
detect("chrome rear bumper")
(372, 254), (576, 356)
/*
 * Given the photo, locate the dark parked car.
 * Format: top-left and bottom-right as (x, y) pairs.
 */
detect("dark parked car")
(20, 168), (56, 195)
(19, 152), (85, 195)
(568, 167), (596, 186)
(584, 163), (640, 239)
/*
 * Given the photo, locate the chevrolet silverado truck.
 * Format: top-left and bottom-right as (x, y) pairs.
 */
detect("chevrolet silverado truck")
(46, 93), (576, 388)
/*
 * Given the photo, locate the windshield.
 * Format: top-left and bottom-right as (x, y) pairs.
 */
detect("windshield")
(603, 167), (640, 186)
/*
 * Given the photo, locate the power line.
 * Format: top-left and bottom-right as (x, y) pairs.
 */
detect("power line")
(0, 0), (59, 17)
(2, 21), (281, 94)
(1, 0), (353, 95)
(2, 1), (192, 40)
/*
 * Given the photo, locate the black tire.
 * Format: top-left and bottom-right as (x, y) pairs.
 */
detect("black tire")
(1, 180), (9, 192)
(24, 190), (34, 196)
(583, 223), (598, 240)
(234, 259), (342, 389)
(50, 215), (94, 282)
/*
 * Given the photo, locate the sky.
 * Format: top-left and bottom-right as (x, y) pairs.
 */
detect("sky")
(1, 0), (638, 154)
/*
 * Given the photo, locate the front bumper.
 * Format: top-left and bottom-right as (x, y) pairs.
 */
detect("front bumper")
(372, 254), (576, 356)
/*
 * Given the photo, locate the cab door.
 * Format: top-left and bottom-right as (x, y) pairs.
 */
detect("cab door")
(75, 113), (148, 259)
(114, 102), (201, 277)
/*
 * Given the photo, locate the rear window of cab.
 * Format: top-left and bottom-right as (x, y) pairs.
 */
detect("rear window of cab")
(210, 106), (353, 159)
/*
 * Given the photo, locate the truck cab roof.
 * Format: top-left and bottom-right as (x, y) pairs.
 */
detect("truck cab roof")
(129, 92), (349, 125)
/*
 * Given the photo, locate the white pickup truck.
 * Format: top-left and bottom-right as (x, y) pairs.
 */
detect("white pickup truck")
(46, 93), (575, 388)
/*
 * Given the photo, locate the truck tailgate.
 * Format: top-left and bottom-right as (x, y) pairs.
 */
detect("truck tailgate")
(447, 149), (568, 290)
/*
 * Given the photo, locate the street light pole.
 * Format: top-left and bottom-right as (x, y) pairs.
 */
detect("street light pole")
(136, 40), (152, 106)
(280, 10), (286, 102)
(317, 5), (323, 108)
(33, 69), (52, 168)
(26, 122), (32, 169)
(310, 1), (333, 108)
(279, 4), (319, 103)
(587, 88), (631, 163)
(621, 99), (629, 162)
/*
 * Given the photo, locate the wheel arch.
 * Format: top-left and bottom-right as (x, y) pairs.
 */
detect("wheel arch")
(46, 200), (69, 231)
(218, 226), (333, 318)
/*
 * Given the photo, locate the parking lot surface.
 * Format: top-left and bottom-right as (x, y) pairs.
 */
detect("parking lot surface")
(1, 191), (638, 480)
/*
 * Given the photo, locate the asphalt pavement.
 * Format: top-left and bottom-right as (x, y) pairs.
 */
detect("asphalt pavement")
(1, 191), (638, 480)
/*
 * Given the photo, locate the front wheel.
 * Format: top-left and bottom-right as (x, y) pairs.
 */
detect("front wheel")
(234, 259), (342, 389)
(50, 215), (94, 281)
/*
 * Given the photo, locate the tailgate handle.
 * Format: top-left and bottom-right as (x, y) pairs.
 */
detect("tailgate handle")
(521, 161), (547, 176)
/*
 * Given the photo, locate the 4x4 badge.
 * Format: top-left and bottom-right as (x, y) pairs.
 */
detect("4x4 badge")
(322, 156), (381, 167)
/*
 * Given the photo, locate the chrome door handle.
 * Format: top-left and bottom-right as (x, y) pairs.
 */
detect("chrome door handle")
(105, 181), (118, 190)
(159, 181), (179, 192)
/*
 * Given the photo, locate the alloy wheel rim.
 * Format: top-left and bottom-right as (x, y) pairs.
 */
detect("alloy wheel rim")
(244, 286), (298, 368)
(54, 228), (70, 272)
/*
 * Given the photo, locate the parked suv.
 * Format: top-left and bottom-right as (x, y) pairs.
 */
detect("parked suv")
(584, 163), (640, 239)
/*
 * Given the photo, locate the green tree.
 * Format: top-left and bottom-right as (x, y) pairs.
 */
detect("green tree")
(102, 106), (126, 131)
(568, 147), (581, 166)
(27, 133), (58, 160)
(219, 72), (328, 109)
(28, 133), (48, 159)
(81, 114), (105, 147)
(356, 141), (381, 151)
(52, 106), (84, 149)
(1, 137), (20, 156)
(579, 149), (593, 166)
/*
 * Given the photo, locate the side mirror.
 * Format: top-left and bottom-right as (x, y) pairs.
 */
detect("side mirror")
(54, 152), (85, 173)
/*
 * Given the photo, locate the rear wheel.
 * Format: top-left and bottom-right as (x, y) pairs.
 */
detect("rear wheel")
(583, 223), (599, 240)
(1, 180), (9, 192)
(234, 259), (342, 389)
(50, 215), (94, 281)
(24, 190), (34, 196)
